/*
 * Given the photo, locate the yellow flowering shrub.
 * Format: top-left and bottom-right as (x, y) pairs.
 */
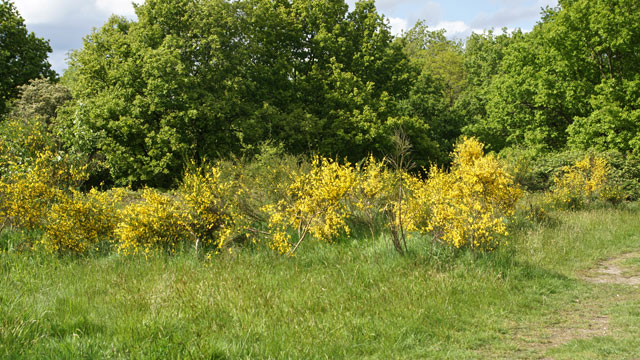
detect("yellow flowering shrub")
(350, 152), (431, 253)
(349, 156), (394, 236)
(424, 137), (522, 250)
(0, 150), (88, 231)
(114, 188), (191, 255)
(43, 188), (126, 253)
(0, 116), (53, 173)
(549, 154), (622, 209)
(264, 156), (357, 254)
(391, 172), (431, 233)
(180, 164), (250, 251)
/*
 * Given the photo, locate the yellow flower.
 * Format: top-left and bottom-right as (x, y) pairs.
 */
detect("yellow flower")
(423, 137), (521, 250)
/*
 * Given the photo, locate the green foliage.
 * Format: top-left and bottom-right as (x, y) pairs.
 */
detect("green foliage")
(568, 78), (640, 155)
(458, 29), (524, 151)
(402, 21), (465, 106)
(468, 0), (640, 154)
(9, 78), (71, 123)
(61, 0), (421, 187)
(548, 154), (624, 210)
(602, 151), (640, 201)
(400, 21), (466, 163)
(0, 0), (56, 116)
(399, 70), (456, 164)
(500, 147), (640, 200)
(479, 27), (577, 152)
(221, 143), (303, 223)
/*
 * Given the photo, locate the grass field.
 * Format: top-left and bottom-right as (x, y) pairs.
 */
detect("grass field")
(2, 204), (640, 359)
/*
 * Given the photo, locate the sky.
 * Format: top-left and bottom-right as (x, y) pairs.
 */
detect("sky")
(13, 0), (557, 75)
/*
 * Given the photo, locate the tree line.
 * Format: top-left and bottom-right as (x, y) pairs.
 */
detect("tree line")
(1, 0), (639, 188)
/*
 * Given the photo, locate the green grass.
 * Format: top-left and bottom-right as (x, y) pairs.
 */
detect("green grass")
(621, 256), (640, 274)
(2, 204), (640, 359)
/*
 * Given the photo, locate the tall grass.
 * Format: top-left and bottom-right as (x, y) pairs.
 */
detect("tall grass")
(1, 204), (640, 359)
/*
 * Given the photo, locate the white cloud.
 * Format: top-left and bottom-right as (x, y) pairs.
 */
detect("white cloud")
(435, 20), (469, 35)
(13, 0), (74, 24)
(471, 7), (539, 29)
(387, 17), (408, 36)
(537, 0), (558, 7)
(410, 1), (442, 25)
(14, 0), (139, 25)
(95, 0), (141, 17)
(472, 0), (558, 30)
(431, 21), (497, 39)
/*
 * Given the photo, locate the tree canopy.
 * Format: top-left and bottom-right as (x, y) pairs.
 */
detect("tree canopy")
(12, 0), (636, 187)
(0, 0), (55, 116)
(469, 0), (640, 155)
(61, 0), (437, 186)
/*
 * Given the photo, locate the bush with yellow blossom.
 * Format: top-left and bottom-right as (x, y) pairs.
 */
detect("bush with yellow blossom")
(180, 163), (251, 252)
(0, 150), (87, 231)
(0, 113), (89, 234)
(43, 188), (126, 253)
(549, 154), (623, 209)
(1, 130), (530, 257)
(114, 188), (191, 255)
(423, 137), (522, 250)
(264, 156), (357, 254)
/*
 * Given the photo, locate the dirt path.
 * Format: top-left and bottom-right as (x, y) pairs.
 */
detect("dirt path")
(582, 252), (640, 286)
(516, 252), (640, 359)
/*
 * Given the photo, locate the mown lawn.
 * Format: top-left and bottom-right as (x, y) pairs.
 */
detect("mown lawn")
(1, 204), (640, 359)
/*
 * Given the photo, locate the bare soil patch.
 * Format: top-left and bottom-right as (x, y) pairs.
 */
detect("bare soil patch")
(511, 299), (611, 359)
(514, 252), (640, 359)
(582, 252), (640, 286)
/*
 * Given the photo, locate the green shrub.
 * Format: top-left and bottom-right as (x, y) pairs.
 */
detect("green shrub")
(500, 147), (640, 200)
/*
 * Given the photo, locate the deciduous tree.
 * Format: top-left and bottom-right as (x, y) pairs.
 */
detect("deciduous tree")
(0, 0), (55, 116)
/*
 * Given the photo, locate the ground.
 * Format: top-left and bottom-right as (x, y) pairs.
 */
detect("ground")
(513, 252), (640, 359)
